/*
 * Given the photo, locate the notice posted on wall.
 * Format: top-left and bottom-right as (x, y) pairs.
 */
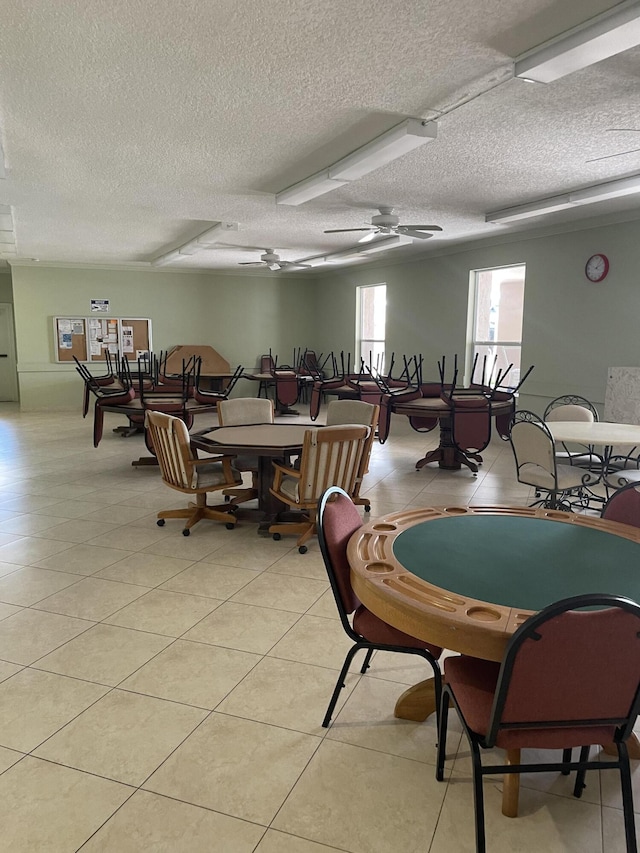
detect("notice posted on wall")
(121, 325), (134, 353)
(90, 299), (110, 313)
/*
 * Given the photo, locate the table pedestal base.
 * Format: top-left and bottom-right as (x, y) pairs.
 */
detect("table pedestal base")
(415, 417), (482, 473)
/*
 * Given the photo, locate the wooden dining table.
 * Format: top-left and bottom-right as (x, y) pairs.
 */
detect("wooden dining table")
(190, 423), (310, 530)
(348, 504), (640, 815)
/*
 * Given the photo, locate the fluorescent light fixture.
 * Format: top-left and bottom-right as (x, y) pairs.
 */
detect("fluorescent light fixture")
(329, 119), (437, 181)
(0, 205), (13, 231)
(515, 0), (640, 83)
(276, 170), (347, 206)
(486, 195), (576, 224)
(570, 173), (640, 203)
(357, 235), (413, 254)
(151, 221), (239, 265)
(276, 118), (437, 205)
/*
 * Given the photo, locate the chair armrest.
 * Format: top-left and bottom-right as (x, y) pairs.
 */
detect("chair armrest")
(192, 455), (237, 479)
(271, 460), (301, 494)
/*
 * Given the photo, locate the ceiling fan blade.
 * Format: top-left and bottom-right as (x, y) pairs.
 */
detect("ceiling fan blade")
(402, 229), (434, 240)
(282, 262), (312, 270)
(239, 261), (263, 265)
(324, 228), (375, 234)
(399, 225), (443, 232)
(358, 231), (378, 244)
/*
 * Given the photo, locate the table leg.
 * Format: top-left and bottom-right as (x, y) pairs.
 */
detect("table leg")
(393, 678), (438, 722)
(601, 733), (640, 759)
(502, 749), (521, 817)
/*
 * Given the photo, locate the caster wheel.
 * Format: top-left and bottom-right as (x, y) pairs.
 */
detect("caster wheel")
(182, 528), (190, 536)
(298, 545), (308, 554)
(157, 519), (165, 527)
(225, 522), (235, 530)
(273, 533), (281, 541)
(364, 505), (371, 513)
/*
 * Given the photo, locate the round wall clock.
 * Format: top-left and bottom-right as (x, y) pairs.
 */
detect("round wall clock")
(585, 253), (609, 282)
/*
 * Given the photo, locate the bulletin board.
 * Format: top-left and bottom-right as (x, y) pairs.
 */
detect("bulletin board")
(54, 318), (88, 362)
(53, 317), (152, 363)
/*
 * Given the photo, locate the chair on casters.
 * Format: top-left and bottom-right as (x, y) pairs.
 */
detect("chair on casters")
(508, 410), (592, 510)
(325, 399), (379, 512)
(543, 394), (600, 468)
(436, 593), (640, 853)
(317, 486), (443, 728)
(145, 410), (241, 535)
(269, 424), (369, 553)
(217, 397), (275, 507)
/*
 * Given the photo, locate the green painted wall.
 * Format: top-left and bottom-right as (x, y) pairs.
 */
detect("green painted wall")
(11, 265), (316, 410)
(314, 217), (640, 414)
(0, 273), (13, 303)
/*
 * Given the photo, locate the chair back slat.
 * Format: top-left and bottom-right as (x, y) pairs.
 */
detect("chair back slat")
(145, 411), (196, 490)
(298, 425), (368, 502)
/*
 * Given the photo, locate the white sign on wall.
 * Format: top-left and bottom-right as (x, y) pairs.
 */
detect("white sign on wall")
(90, 299), (110, 313)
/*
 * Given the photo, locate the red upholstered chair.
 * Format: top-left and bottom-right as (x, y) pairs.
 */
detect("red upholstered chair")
(436, 594), (640, 853)
(317, 486), (443, 728)
(601, 481), (640, 527)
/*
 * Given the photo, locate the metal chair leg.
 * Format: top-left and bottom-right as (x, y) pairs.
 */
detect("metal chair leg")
(322, 643), (362, 728)
(435, 689), (450, 782)
(360, 647), (374, 673)
(618, 741), (638, 853)
(561, 747), (572, 775)
(573, 745), (590, 797)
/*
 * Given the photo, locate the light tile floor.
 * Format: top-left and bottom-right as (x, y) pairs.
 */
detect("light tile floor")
(0, 404), (635, 852)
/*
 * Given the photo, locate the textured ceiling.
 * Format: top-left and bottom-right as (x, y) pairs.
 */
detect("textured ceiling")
(0, 0), (639, 272)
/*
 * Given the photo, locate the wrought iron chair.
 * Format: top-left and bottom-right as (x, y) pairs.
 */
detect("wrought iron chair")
(217, 397), (275, 507)
(317, 486), (443, 728)
(145, 410), (241, 535)
(508, 410), (592, 509)
(436, 594), (640, 853)
(325, 399), (379, 511)
(269, 424), (369, 553)
(543, 394), (600, 468)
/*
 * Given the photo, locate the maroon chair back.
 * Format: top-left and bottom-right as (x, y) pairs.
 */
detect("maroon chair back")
(317, 486), (363, 622)
(450, 397), (491, 453)
(274, 369), (299, 408)
(486, 595), (640, 748)
(602, 482), (640, 528)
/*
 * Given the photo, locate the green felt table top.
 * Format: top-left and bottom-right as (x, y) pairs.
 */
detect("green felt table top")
(392, 515), (640, 612)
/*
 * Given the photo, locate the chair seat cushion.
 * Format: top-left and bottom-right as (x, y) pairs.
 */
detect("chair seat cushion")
(353, 605), (442, 659)
(279, 474), (300, 503)
(231, 454), (259, 472)
(519, 462), (588, 490)
(445, 655), (616, 749)
(196, 462), (238, 488)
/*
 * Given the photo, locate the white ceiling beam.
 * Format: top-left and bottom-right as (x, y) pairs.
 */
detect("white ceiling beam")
(515, 0), (640, 83)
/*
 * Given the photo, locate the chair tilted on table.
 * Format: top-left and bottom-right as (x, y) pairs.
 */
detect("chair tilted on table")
(436, 593), (640, 853)
(543, 394), (600, 468)
(508, 410), (591, 510)
(325, 399), (379, 512)
(145, 410), (241, 535)
(217, 397), (275, 507)
(317, 486), (443, 728)
(269, 424), (368, 553)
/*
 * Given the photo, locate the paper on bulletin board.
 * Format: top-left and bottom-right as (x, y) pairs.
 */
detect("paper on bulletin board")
(58, 319), (72, 334)
(90, 341), (102, 356)
(72, 322), (84, 335)
(121, 325), (134, 353)
(59, 333), (72, 349)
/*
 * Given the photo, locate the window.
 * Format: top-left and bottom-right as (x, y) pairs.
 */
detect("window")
(356, 284), (386, 372)
(468, 265), (525, 388)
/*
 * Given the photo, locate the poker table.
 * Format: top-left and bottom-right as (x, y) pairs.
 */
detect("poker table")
(347, 504), (640, 737)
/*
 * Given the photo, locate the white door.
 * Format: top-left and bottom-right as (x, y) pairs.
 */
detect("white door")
(0, 304), (18, 401)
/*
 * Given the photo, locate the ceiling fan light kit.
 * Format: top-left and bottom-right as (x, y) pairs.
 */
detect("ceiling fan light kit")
(276, 119), (437, 206)
(514, 0), (640, 83)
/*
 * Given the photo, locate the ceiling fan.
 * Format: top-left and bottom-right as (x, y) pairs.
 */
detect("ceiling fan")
(238, 249), (311, 271)
(324, 206), (443, 243)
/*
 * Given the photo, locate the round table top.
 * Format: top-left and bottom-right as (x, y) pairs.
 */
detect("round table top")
(347, 505), (640, 661)
(547, 420), (640, 446)
(391, 395), (513, 417)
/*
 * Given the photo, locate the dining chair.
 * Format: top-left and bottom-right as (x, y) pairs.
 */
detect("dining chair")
(601, 481), (640, 527)
(145, 410), (241, 535)
(217, 397), (275, 507)
(317, 486), (443, 728)
(508, 410), (592, 509)
(269, 424), (369, 553)
(435, 593), (640, 853)
(543, 394), (600, 468)
(325, 399), (379, 511)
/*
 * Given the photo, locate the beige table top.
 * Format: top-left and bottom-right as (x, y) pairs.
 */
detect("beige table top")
(547, 420), (640, 447)
(193, 423), (310, 452)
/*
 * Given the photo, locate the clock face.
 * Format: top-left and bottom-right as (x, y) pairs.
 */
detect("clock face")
(585, 254), (609, 282)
